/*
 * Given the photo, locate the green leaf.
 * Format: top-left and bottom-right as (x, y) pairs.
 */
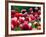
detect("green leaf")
(31, 23), (37, 28)
(14, 27), (21, 31)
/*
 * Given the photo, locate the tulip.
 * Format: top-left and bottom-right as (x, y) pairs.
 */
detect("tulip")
(19, 24), (23, 30)
(25, 17), (29, 21)
(11, 10), (16, 18)
(19, 17), (25, 23)
(23, 12), (28, 17)
(37, 17), (41, 21)
(30, 15), (36, 22)
(29, 8), (33, 11)
(15, 12), (19, 18)
(21, 9), (26, 14)
(38, 10), (41, 15)
(34, 13), (39, 19)
(11, 17), (17, 21)
(22, 21), (29, 30)
(11, 24), (15, 30)
(11, 17), (20, 27)
(19, 13), (23, 17)
(23, 24), (29, 30)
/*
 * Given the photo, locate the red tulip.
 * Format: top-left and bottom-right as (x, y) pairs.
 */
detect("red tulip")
(11, 10), (16, 18)
(30, 14), (36, 21)
(19, 13), (23, 17)
(23, 12), (28, 17)
(15, 12), (19, 18)
(38, 10), (41, 15)
(37, 17), (41, 21)
(23, 21), (29, 30)
(23, 24), (29, 30)
(19, 17), (25, 23)
(25, 17), (29, 21)
(29, 26), (32, 30)
(38, 12), (41, 15)
(11, 17), (20, 27)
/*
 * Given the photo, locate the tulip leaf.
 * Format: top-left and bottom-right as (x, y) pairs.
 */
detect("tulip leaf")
(14, 27), (21, 31)
(31, 23), (37, 28)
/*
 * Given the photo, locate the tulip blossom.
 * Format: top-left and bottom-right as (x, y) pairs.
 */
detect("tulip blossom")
(19, 24), (23, 30)
(38, 10), (41, 15)
(19, 17), (25, 23)
(11, 10), (16, 18)
(25, 17), (29, 21)
(22, 21), (29, 30)
(11, 17), (20, 27)
(29, 8), (33, 11)
(11, 17), (17, 21)
(15, 12), (19, 18)
(30, 14), (36, 22)
(19, 13), (23, 17)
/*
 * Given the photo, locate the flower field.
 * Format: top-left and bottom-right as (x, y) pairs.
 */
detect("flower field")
(11, 6), (41, 31)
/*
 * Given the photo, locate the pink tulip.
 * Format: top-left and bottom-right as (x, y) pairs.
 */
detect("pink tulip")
(23, 21), (28, 25)
(29, 8), (33, 11)
(19, 24), (23, 30)
(11, 24), (15, 30)
(11, 17), (17, 21)
(30, 14), (36, 21)
(35, 13), (38, 19)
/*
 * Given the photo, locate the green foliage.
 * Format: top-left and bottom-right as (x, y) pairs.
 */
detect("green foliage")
(11, 6), (33, 13)
(32, 23), (37, 28)
(14, 26), (21, 31)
